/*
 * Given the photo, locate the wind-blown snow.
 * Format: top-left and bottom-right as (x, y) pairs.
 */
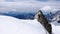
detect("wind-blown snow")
(0, 15), (48, 34)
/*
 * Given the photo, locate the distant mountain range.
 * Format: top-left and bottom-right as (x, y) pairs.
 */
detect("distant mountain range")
(0, 8), (60, 21)
(0, 11), (36, 19)
(45, 10), (60, 22)
(53, 10), (60, 17)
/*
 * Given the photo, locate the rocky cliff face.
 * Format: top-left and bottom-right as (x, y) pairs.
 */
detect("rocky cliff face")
(35, 10), (52, 34)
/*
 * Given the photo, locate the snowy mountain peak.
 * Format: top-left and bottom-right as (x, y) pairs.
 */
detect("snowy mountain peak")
(40, 6), (59, 13)
(41, 6), (52, 12)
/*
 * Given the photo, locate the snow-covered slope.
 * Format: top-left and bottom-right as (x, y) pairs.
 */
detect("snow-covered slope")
(0, 15), (48, 34)
(51, 21), (60, 34)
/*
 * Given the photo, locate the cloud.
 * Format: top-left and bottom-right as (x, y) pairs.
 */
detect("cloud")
(37, 0), (48, 1)
(6, 0), (48, 2)
(6, 0), (60, 2)
(0, 2), (40, 13)
(0, 0), (60, 2)
(0, 1), (60, 14)
(6, 0), (14, 2)
(0, 0), (37, 2)
(47, 0), (60, 1)
(0, 0), (6, 2)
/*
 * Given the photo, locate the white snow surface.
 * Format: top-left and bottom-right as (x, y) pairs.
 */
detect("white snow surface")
(0, 15), (48, 34)
(0, 15), (60, 34)
(51, 21), (60, 34)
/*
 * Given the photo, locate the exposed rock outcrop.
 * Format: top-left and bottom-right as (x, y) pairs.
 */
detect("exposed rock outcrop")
(35, 10), (52, 34)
